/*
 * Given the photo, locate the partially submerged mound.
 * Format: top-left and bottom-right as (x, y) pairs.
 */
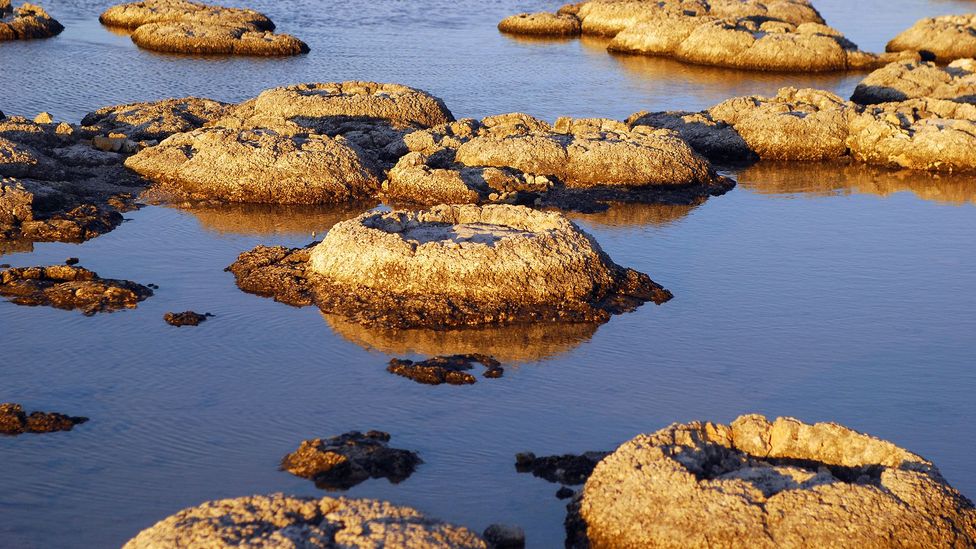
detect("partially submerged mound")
(0, 3), (63, 41)
(281, 431), (421, 490)
(130, 21), (308, 56)
(163, 310), (211, 326)
(498, 12), (581, 36)
(228, 205), (671, 329)
(99, 0), (273, 31)
(124, 127), (380, 204)
(887, 14), (976, 63)
(0, 264), (153, 315)
(852, 59), (976, 105)
(0, 402), (88, 435)
(574, 414), (976, 548)
(516, 451), (608, 486)
(81, 97), (231, 141)
(122, 494), (487, 548)
(387, 354), (503, 385)
(848, 99), (976, 172)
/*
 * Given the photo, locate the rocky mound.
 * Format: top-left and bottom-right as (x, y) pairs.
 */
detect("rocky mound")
(0, 3), (63, 41)
(384, 113), (734, 209)
(887, 14), (976, 63)
(99, 0), (274, 31)
(281, 431), (421, 490)
(848, 98), (976, 172)
(626, 110), (754, 162)
(852, 59), (976, 105)
(573, 414), (976, 548)
(130, 21), (308, 56)
(0, 264), (153, 315)
(122, 494), (487, 548)
(0, 402), (88, 435)
(163, 310), (211, 326)
(498, 12), (581, 36)
(81, 97), (231, 141)
(228, 205), (672, 329)
(124, 127), (380, 204)
(387, 354), (503, 385)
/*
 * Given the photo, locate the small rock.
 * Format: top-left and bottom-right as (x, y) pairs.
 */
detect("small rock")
(483, 524), (525, 549)
(0, 265), (153, 315)
(33, 112), (53, 124)
(163, 311), (212, 327)
(0, 402), (88, 435)
(386, 354), (502, 386)
(65, 257), (79, 265)
(515, 451), (609, 485)
(280, 430), (422, 490)
(556, 487), (575, 499)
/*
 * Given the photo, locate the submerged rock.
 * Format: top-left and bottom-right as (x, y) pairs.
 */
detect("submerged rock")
(573, 414), (976, 548)
(124, 127), (380, 204)
(163, 310), (211, 326)
(229, 205), (672, 329)
(0, 3), (63, 41)
(280, 431), (421, 490)
(852, 59), (976, 105)
(0, 264), (153, 315)
(498, 12), (581, 36)
(99, 0), (274, 31)
(516, 451), (609, 486)
(81, 97), (231, 141)
(0, 402), (88, 435)
(482, 524), (526, 549)
(887, 14), (976, 63)
(387, 354), (503, 385)
(130, 21), (308, 56)
(122, 494), (486, 548)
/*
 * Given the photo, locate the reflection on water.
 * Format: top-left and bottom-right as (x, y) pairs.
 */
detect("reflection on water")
(184, 202), (378, 237)
(736, 161), (976, 206)
(565, 201), (701, 229)
(325, 313), (599, 364)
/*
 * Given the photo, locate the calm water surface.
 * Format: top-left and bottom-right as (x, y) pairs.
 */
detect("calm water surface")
(2, 1), (976, 547)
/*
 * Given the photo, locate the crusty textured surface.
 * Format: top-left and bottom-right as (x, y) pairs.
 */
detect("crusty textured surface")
(130, 21), (308, 56)
(122, 494), (487, 548)
(99, 0), (273, 30)
(0, 2), (63, 41)
(0, 264), (152, 315)
(852, 59), (976, 105)
(498, 12), (581, 36)
(81, 97), (231, 141)
(577, 414), (976, 548)
(887, 14), (976, 63)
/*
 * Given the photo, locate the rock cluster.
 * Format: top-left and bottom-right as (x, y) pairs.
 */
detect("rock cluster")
(122, 494), (487, 548)
(387, 354), (503, 385)
(515, 451), (609, 486)
(887, 14), (976, 63)
(852, 59), (976, 105)
(572, 414), (976, 548)
(81, 97), (232, 141)
(0, 264), (153, 315)
(163, 310), (211, 326)
(228, 204), (672, 329)
(280, 431), (421, 490)
(0, 402), (88, 435)
(99, 0), (307, 56)
(0, 2), (63, 41)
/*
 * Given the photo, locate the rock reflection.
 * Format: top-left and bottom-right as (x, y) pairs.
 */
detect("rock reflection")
(565, 201), (701, 229)
(736, 161), (976, 206)
(182, 201), (378, 236)
(323, 312), (598, 364)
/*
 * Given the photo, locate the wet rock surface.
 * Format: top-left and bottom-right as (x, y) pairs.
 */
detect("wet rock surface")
(852, 59), (976, 105)
(572, 414), (976, 548)
(0, 264), (153, 315)
(0, 2), (63, 41)
(387, 354), (503, 385)
(515, 451), (609, 486)
(887, 14), (976, 63)
(0, 403), (88, 435)
(81, 97), (231, 141)
(280, 431), (421, 490)
(130, 21), (309, 56)
(122, 494), (487, 548)
(229, 204), (672, 329)
(163, 310), (212, 326)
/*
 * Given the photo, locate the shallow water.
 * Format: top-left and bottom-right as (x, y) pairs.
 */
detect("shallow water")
(2, 1), (976, 547)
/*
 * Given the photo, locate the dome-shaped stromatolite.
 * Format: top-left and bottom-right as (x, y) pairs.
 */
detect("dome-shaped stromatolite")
(574, 414), (976, 548)
(852, 59), (976, 105)
(124, 127), (380, 204)
(122, 494), (487, 548)
(81, 97), (231, 141)
(498, 12), (581, 36)
(228, 205), (671, 329)
(887, 14), (976, 63)
(98, 0), (274, 31)
(0, 2), (63, 41)
(130, 21), (308, 56)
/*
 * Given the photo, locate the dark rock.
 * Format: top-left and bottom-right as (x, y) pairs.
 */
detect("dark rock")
(64, 257), (78, 265)
(0, 264), (153, 315)
(556, 487), (575, 499)
(280, 430), (421, 490)
(386, 354), (501, 386)
(515, 451), (609, 485)
(0, 402), (88, 435)
(164, 311), (212, 326)
(483, 523), (526, 549)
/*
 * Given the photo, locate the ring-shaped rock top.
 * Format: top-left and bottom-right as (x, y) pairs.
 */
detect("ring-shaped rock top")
(99, 0), (273, 31)
(576, 414), (976, 548)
